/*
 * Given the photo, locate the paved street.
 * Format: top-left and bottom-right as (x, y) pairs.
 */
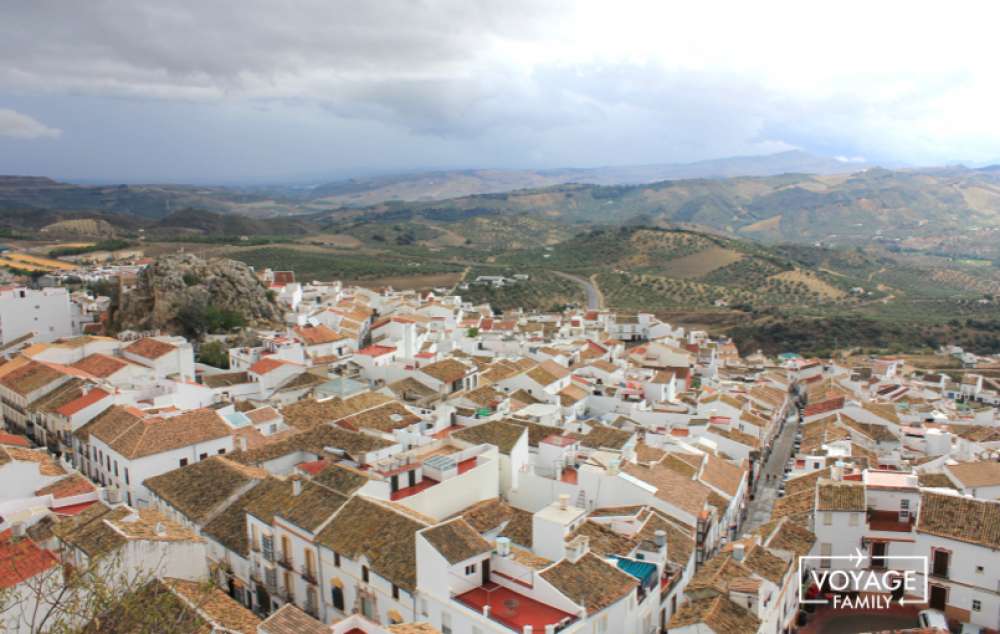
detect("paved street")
(744, 405), (800, 532)
(553, 271), (603, 309)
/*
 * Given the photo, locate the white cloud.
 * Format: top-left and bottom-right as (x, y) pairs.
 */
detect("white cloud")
(0, 109), (61, 140)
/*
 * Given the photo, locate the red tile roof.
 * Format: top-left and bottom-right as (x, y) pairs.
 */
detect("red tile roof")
(71, 353), (129, 378)
(55, 387), (111, 417)
(803, 396), (845, 418)
(0, 531), (57, 589)
(356, 344), (396, 357)
(0, 432), (30, 447)
(249, 357), (299, 375)
(125, 338), (176, 359)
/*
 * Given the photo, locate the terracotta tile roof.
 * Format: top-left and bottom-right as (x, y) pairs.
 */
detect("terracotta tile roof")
(202, 371), (251, 388)
(567, 520), (637, 558)
(2, 446), (66, 476)
(699, 454), (746, 498)
(0, 360), (66, 397)
(339, 400), (421, 433)
(759, 518), (817, 559)
(202, 478), (292, 555)
(387, 624), (443, 634)
(917, 473), (957, 490)
(0, 530), (57, 589)
(816, 479), (866, 511)
(771, 490), (815, 525)
(145, 456), (267, 524)
(742, 545), (790, 584)
(419, 358), (473, 384)
(635, 443), (665, 463)
(0, 432), (30, 447)
(231, 423), (394, 467)
(803, 396), (845, 417)
(259, 604), (328, 634)
(35, 473), (96, 499)
(917, 492), (1000, 548)
(246, 406), (280, 424)
(93, 408), (232, 460)
(637, 510), (695, 567)
(293, 324), (346, 345)
(622, 460), (710, 518)
(278, 479), (351, 532)
(785, 467), (832, 497)
(281, 392), (393, 430)
(457, 497), (534, 548)
(70, 353), (129, 378)
(689, 550), (756, 595)
(945, 461), (1000, 489)
(540, 552), (638, 614)
(504, 418), (563, 448)
(668, 594), (760, 634)
(52, 502), (130, 557)
(316, 496), (430, 592)
(571, 425), (633, 451)
(249, 357), (300, 375)
(421, 518), (492, 564)
(55, 387), (111, 417)
(166, 577), (261, 634)
(104, 508), (202, 543)
(74, 404), (145, 444)
(452, 420), (526, 455)
(124, 337), (176, 360)
(526, 360), (570, 386)
(708, 425), (761, 449)
(558, 383), (588, 406)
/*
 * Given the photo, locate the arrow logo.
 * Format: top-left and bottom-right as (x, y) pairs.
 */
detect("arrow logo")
(851, 548), (865, 568)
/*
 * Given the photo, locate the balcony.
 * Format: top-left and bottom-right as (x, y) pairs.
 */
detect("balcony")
(455, 582), (576, 632)
(300, 566), (317, 585)
(277, 556), (294, 571)
(866, 510), (915, 533)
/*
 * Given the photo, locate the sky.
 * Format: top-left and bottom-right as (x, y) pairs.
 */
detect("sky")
(0, 0), (998, 184)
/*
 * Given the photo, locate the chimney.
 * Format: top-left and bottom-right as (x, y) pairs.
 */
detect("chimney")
(292, 478), (302, 497)
(732, 542), (745, 561)
(154, 522), (166, 537)
(496, 537), (511, 557)
(566, 535), (589, 563)
(559, 494), (570, 510)
(607, 456), (620, 475)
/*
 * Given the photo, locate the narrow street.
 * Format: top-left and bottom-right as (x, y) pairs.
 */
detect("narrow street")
(553, 271), (604, 309)
(744, 404), (800, 533)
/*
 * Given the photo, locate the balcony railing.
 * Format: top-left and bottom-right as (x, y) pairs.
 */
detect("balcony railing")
(300, 566), (317, 585)
(277, 556), (294, 571)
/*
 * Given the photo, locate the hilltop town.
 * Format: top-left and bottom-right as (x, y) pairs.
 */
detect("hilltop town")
(1, 258), (999, 634)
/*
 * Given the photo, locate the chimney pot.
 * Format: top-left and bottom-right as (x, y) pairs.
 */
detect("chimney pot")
(558, 494), (570, 510)
(292, 478), (302, 496)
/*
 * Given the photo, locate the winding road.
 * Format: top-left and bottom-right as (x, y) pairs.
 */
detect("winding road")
(554, 271), (604, 309)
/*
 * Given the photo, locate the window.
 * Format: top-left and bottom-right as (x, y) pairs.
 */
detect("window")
(334, 552), (341, 567)
(392, 584), (399, 600)
(179, 458), (188, 467)
(218, 448), (226, 455)
(820, 543), (832, 568)
(362, 565), (370, 584)
(113, 462), (118, 477)
(441, 613), (452, 634)
(849, 512), (859, 526)
(199, 452), (208, 461)
(124, 468), (129, 485)
(420, 598), (428, 616)
(464, 563), (477, 575)
(262, 535), (274, 562)
(823, 512), (832, 526)
(331, 585), (344, 610)
(976, 565), (984, 574)
(973, 599), (981, 611)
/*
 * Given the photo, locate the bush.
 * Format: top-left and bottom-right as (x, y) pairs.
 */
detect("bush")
(177, 300), (246, 338)
(197, 341), (230, 369)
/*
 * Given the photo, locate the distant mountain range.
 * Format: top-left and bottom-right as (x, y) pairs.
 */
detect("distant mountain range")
(6, 152), (1000, 259)
(299, 150), (875, 208)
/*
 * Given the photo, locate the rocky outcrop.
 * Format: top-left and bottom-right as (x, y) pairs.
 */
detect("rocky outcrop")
(115, 254), (280, 333)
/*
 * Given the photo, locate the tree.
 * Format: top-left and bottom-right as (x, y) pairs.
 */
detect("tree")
(197, 341), (230, 369)
(0, 533), (215, 634)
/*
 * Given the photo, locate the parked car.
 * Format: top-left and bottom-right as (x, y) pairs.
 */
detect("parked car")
(917, 609), (948, 631)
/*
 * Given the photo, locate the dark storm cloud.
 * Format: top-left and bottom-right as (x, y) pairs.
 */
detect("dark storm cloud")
(0, 1), (996, 181)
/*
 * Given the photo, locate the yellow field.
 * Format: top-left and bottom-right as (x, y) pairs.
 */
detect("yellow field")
(771, 270), (847, 299)
(661, 246), (745, 279)
(0, 252), (78, 272)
